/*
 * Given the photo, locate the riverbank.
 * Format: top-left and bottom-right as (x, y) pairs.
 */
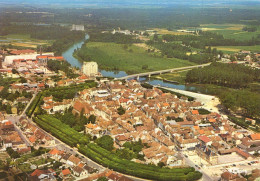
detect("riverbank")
(157, 86), (221, 113)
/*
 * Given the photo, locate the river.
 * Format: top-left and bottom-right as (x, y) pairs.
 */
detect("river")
(62, 34), (201, 92)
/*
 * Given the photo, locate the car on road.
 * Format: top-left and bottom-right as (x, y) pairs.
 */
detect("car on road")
(248, 163), (251, 165)
(184, 155), (188, 158)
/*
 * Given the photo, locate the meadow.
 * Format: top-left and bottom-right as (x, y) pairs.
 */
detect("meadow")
(200, 24), (260, 41)
(212, 45), (260, 53)
(75, 42), (196, 74)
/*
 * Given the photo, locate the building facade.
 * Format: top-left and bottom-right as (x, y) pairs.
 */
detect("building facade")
(81, 61), (98, 77)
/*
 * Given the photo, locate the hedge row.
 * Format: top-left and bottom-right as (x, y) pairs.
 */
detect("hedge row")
(26, 92), (43, 117)
(34, 115), (90, 146)
(79, 143), (202, 181)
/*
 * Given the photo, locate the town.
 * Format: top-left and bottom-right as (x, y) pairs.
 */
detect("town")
(0, 44), (259, 181)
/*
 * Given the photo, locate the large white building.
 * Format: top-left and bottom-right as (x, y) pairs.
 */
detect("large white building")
(71, 24), (85, 31)
(4, 53), (54, 65)
(81, 62), (98, 77)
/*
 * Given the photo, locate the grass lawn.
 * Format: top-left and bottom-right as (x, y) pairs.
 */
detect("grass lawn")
(212, 45), (260, 53)
(200, 24), (260, 41)
(32, 158), (54, 166)
(76, 42), (196, 74)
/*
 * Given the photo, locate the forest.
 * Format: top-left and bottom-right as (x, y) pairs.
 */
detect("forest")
(185, 62), (260, 88)
(162, 31), (260, 47)
(0, 23), (85, 55)
(185, 63), (260, 118)
(147, 39), (219, 64)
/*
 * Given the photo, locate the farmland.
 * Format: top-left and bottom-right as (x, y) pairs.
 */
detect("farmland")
(200, 24), (260, 41)
(212, 45), (260, 54)
(0, 34), (53, 48)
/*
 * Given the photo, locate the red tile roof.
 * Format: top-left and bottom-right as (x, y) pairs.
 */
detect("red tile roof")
(250, 133), (260, 140)
(62, 169), (71, 176)
(198, 135), (211, 143)
(192, 110), (199, 115)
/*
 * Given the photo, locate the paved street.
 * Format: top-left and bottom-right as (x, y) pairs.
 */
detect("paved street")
(180, 152), (213, 181)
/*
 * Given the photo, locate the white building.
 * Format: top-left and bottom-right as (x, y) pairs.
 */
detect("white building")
(81, 61), (98, 77)
(71, 24), (84, 31)
(4, 53), (54, 65)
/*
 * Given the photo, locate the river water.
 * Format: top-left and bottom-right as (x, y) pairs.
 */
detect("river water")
(62, 34), (200, 91)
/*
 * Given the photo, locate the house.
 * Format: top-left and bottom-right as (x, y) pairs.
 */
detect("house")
(250, 133), (260, 141)
(198, 135), (212, 146)
(72, 100), (94, 117)
(30, 169), (56, 181)
(48, 148), (64, 160)
(73, 166), (88, 177)
(60, 169), (71, 179)
(195, 144), (218, 165)
(67, 155), (81, 167)
(221, 171), (246, 181)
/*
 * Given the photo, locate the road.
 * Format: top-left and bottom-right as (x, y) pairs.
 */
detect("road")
(181, 152), (213, 181)
(7, 115), (32, 147)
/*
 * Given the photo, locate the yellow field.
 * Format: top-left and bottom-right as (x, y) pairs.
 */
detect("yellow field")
(200, 24), (244, 31)
(153, 28), (191, 35)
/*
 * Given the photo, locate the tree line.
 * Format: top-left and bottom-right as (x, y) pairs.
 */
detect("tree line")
(162, 31), (260, 48)
(88, 32), (142, 44)
(47, 60), (78, 78)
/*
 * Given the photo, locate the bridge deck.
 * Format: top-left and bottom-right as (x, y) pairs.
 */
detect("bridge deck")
(115, 63), (210, 80)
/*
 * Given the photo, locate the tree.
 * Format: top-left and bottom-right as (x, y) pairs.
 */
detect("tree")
(88, 115), (96, 124)
(153, 34), (159, 41)
(143, 32), (149, 37)
(158, 162), (166, 168)
(20, 77), (27, 83)
(12, 69), (18, 74)
(97, 177), (108, 181)
(117, 106), (125, 115)
(95, 135), (114, 151)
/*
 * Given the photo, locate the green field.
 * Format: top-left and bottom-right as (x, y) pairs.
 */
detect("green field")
(212, 45), (260, 53)
(153, 70), (189, 84)
(75, 42), (196, 74)
(200, 24), (260, 41)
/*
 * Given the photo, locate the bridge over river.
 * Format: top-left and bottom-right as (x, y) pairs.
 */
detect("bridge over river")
(115, 63), (211, 80)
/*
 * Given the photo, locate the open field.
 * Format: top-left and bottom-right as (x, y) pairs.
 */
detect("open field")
(0, 34), (53, 48)
(212, 45), (260, 53)
(152, 28), (192, 35)
(76, 42), (196, 74)
(200, 24), (260, 41)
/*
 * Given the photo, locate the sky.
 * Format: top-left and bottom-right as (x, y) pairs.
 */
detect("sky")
(0, 0), (259, 8)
